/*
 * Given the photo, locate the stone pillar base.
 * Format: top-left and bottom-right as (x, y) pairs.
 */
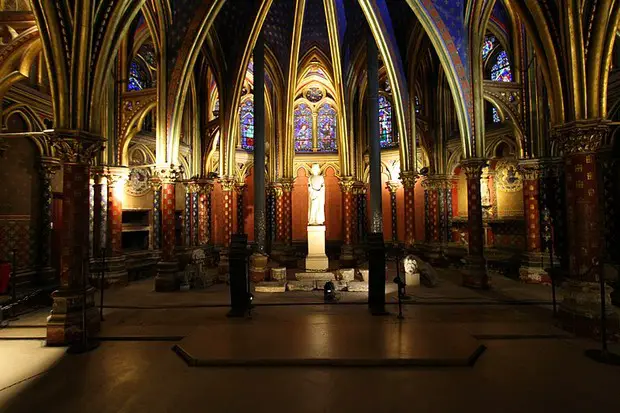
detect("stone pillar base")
(518, 252), (552, 284)
(462, 255), (490, 289)
(218, 250), (230, 283)
(46, 287), (100, 346)
(154, 261), (179, 292)
(557, 280), (620, 339)
(249, 253), (269, 283)
(89, 255), (129, 288)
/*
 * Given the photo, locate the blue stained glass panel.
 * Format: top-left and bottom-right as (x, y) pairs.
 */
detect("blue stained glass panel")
(492, 107), (501, 123)
(491, 50), (512, 82)
(294, 103), (313, 152)
(317, 104), (337, 152)
(128, 61), (144, 91)
(379, 95), (397, 148)
(482, 36), (496, 60)
(240, 99), (254, 151)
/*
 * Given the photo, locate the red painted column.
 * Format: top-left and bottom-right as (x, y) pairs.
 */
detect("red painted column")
(273, 183), (285, 243)
(401, 171), (417, 248)
(461, 159), (489, 289)
(46, 133), (103, 345)
(554, 121), (617, 337)
(422, 178), (440, 243)
(106, 168), (127, 255)
(220, 177), (236, 247)
(281, 178), (294, 246)
(154, 167), (180, 292)
(197, 180), (212, 245)
(91, 170), (105, 257)
(518, 160), (550, 284)
(340, 178), (357, 262)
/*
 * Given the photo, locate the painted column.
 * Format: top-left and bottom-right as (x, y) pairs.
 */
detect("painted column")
(386, 181), (400, 243)
(196, 180), (212, 245)
(235, 182), (246, 235)
(39, 157), (60, 273)
(220, 177), (236, 247)
(188, 182), (201, 247)
(422, 175), (451, 262)
(461, 159), (489, 289)
(266, 183), (277, 253)
(273, 183), (285, 243)
(253, 31), (267, 255)
(280, 178), (294, 246)
(183, 182), (192, 246)
(154, 166), (180, 292)
(103, 167), (129, 286)
(340, 177), (357, 262)
(400, 171), (417, 248)
(90, 168), (106, 258)
(46, 132), (103, 346)
(555, 121), (616, 337)
(150, 178), (162, 250)
(355, 183), (367, 243)
(367, 30), (382, 234)
(518, 159), (550, 284)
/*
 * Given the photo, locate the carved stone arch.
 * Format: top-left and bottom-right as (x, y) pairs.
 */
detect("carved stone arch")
(119, 93), (158, 165)
(3, 104), (45, 131)
(485, 134), (518, 159)
(127, 143), (155, 166)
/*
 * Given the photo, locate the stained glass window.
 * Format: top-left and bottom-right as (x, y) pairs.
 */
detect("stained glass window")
(294, 103), (313, 152)
(317, 104), (337, 152)
(379, 95), (396, 148)
(492, 107), (501, 123)
(240, 99), (254, 151)
(482, 35), (496, 60)
(491, 50), (512, 82)
(305, 87), (323, 103)
(128, 61), (145, 91)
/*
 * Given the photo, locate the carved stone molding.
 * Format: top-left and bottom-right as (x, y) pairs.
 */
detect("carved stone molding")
(105, 166), (129, 188)
(422, 174), (451, 190)
(46, 130), (105, 164)
(518, 159), (543, 181)
(553, 120), (610, 155)
(220, 177), (236, 192)
(385, 180), (401, 193)
(40, 157), (61, 179)
(153, 164), (182, 184)
(279, 177), (295, 192)
(461, 159), (487, 180)
(400, 171), (419, 189)
(339, 177), (357, 193)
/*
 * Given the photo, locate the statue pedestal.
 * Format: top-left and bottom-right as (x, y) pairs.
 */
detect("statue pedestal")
(305, 225), (329, 271)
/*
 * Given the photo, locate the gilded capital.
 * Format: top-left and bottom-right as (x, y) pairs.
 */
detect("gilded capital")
(47, 130), (105, 164)
(105, 166), (129, 187)
(422, 174), (451, 190)
(153, 164), (182, 184)
(461, 159), (487, 180)
(220, 177), (236, 192)
(400, 171), (418, 189)
(339, 176), (356, 193)
(279, 177), (295, 192)
(518, 159), (542, 181)
(553, 120), (610, 155)
(40, 157), (61, 179)
(149, 177), (162, 192)
(385, 180), (401, 193)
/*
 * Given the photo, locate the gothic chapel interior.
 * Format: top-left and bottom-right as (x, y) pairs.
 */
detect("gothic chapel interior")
(1, 0), (620, 345)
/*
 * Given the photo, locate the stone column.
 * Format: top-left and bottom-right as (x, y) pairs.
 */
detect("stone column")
(280, 178), (294, 246)
(355, 182), (367, 242)
(518, 159), (550, 284)
(188, 181), (201, 247)
(266, 183), (277, 253)
(219, 177), (236, 247)
(154, 166), (180, 292)
(235, 182), (246, 234)
(150, 177), (162, 250)
(90, 167), (106, 258)
(273, 183), (285, 243)
(39, 157), (60, 276)
(46, 132), (103, 346)
(253, 30), (267, 255)
(461, 159), (489, 289)
(183, 182), (192, 246)
(554, 121), (617, 336)
(340, 177), (357, 263)
(103, 167), (129, 286)
(196, 180), (212, 245)
(367, 31), (382, 234)
(386, 180), (400, 243)
(400, 171), (417, 248)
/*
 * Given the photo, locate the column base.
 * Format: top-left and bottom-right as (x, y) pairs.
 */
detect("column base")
(46, 287), (100, 346)
(249, 253), (269, 283)
(557, 280), (620, 339)
(519, 252), (552, 284)
(154, 261), (179, 292)
(89, 255), (129, 288)
(462, 255), (490, 289)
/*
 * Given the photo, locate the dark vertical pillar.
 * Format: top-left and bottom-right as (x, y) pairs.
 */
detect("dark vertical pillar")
(386, 182), (399, 243)
(254, 31), (267, 254)
(235, 183), (246, 234)
(151, 179), (162, 250)
(39, 158), (60, 273)
(367, 31), (382, 233)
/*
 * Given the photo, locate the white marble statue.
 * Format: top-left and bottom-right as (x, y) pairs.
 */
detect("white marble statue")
(480, 166), (492, 207)
(308, 163), (325, 225)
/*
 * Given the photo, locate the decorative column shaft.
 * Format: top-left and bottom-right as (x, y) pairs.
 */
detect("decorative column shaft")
(401, 172), (417, 247)
(367, 30), (382, 234)
(196, 180), (212, 245)
(106, 168), (127, 255)
(235, 182), (246, 235)
(422, 177), (440, 243)
(46, 132), (104, 345)
(150, 178), (162, 250)
(183, 182), (192, 246)
(273, 183), (285, 243)
(386, 181), (400, 243)
(356, 183), (367, 242)
(154, 166), (181, 292)
(188, 182), (201, 247)
(253, 31), (267, 254)
(91, 169), (106, 257)
(461, 159), (489, 289)
(280, 179), (294, 246)
(554, 120), (617, 338)
(267, 184), (277, 252)
(220, 177), (236, 247)
(340, 178), (357, 262)
(39, 158), (60, 270)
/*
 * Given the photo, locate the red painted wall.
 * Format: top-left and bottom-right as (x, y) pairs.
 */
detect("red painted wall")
(292, 168), (309, 241)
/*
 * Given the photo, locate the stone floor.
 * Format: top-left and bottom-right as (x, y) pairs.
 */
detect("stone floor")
(1, 270), (620, 412)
